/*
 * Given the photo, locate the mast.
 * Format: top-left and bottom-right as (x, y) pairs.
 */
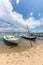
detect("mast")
(26, 25), (31, 36)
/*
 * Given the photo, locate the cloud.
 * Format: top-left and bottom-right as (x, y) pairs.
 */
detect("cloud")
(25, 17), (43, 29)
(0, 0), (43, 32)
(30, 12), (33, 16)
(16, 0), (20, 4)
(38, 13), (41, 16)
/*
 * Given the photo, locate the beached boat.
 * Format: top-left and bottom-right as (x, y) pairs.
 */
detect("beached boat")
(3, 35), (19, 46)
(21, 36), (37, 41)
(21, 25), (37, 41)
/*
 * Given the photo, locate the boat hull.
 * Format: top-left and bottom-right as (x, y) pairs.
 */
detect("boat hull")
(3, 38), (18, 46)
(21, 36), (37, 41)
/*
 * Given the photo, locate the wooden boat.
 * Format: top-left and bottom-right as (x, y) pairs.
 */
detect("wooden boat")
(21, 36), (37, 41)
(3, 35), (19, 46)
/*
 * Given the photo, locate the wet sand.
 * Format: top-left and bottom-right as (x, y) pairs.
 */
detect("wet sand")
(0, 40), (43, 65)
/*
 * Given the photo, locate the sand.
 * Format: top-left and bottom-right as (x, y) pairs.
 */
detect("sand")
(0, 40), (43, 65)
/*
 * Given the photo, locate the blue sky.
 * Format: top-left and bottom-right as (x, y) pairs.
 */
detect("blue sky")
(11, 0), (43, 19)
(0, 0), (43, 32)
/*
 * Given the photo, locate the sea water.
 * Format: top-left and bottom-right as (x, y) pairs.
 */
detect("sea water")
(0, 32), (43, 47)
(0, 32), (28, 47)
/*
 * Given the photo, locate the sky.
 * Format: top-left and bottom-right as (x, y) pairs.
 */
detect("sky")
(0, 0), (43, 32)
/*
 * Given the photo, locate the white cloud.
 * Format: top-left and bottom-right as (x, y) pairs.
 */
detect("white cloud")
(38, 13), (41, 16)
(30, 12), (33, 16)
(16, 0), (20, 4)
(0, 0), (43, 32)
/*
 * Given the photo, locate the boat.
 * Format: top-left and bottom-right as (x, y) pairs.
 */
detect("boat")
(21, 25), (37, 41)
(3, 35), (19, 46)
(21, 35), (37, 41)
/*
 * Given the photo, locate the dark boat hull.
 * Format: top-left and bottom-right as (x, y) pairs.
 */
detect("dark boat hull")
(3, 38), (18, 46)
(21, 36), (37, 41)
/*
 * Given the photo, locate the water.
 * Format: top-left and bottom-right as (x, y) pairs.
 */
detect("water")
(0, 32), (28, 47)
(0, 32), (43, 47)
(0, 32), (28, 41)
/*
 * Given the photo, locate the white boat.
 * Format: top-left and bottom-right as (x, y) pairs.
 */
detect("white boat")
(3, 35), (19, 46)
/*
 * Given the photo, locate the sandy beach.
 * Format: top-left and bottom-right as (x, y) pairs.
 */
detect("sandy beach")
(0, 40), (43, 65)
